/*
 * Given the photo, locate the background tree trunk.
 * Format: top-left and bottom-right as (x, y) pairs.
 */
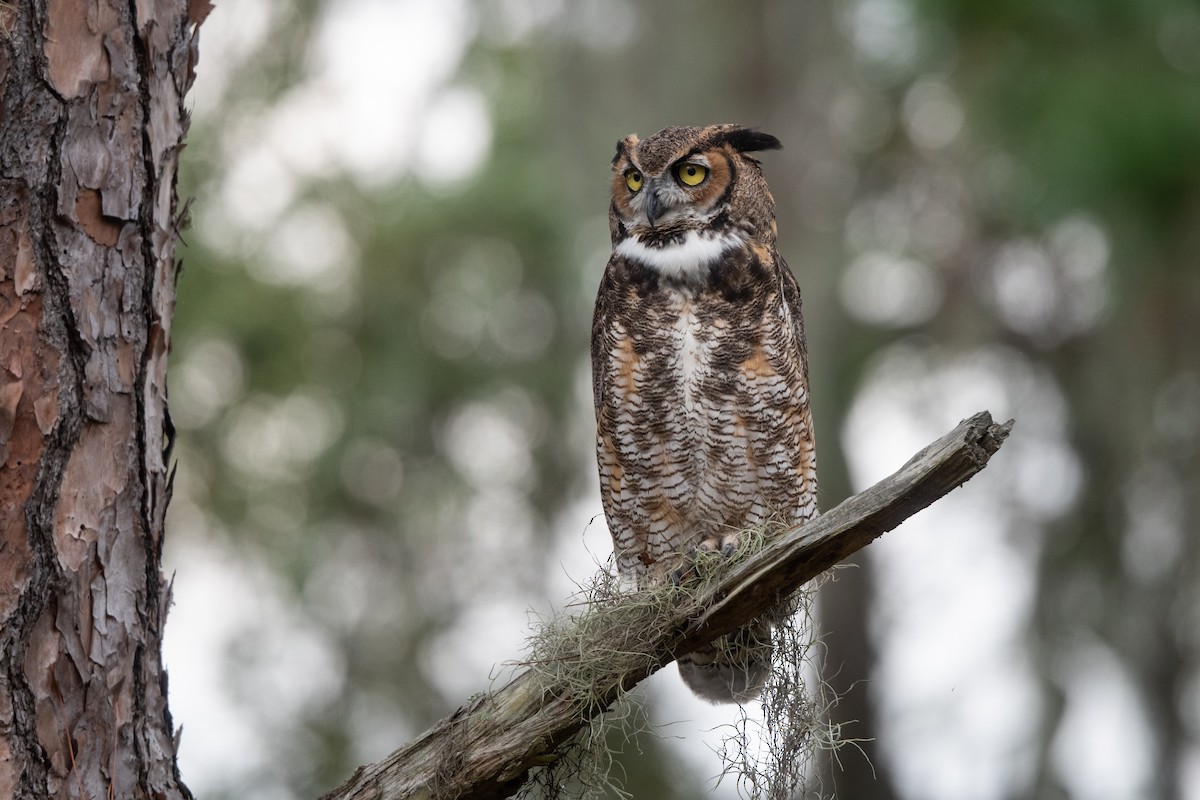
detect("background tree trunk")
(0, 2), (204, 797)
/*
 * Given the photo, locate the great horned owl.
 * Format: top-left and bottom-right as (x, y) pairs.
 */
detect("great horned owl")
(591, 124), (818, 703)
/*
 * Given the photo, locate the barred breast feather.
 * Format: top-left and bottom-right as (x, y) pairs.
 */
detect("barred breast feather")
(592, 242), (816, 588)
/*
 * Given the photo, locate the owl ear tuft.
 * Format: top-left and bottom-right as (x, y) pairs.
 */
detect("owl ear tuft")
(721, 128), (782, 154)
(612, 134), (640, 166)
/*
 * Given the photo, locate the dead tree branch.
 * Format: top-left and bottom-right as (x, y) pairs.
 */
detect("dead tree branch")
(321, 411), (1013, 800)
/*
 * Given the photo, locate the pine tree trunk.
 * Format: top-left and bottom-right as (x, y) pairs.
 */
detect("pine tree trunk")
(0, 2), (203, 797)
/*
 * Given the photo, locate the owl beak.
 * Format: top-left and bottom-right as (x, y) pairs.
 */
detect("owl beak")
(643, 189), (662, 228)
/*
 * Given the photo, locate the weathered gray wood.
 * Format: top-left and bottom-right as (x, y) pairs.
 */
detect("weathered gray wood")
(322, 411), (1013, 800)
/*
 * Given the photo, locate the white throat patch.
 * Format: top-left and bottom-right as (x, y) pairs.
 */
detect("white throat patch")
(615, 230), (741, 280)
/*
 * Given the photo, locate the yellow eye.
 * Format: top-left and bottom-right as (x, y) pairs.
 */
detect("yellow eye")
(624, 169), (644, 192)
(676, 163), (708, 187)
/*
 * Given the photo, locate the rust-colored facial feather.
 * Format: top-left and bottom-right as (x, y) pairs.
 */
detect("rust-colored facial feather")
(609, 145), (734, 223)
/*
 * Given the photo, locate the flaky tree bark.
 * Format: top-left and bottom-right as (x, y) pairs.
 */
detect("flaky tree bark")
(323, 412), (1012, 800)
(0, 2), (206, 797)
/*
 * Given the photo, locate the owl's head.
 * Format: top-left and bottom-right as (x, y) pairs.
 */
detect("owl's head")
(609, 124), (782, 248)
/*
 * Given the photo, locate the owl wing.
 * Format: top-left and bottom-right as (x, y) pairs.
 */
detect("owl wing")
(590, 257), (653, 581)
(775, 254), (809, 381)
(590, 265), (615, 418)
(765, 252), (819, 526)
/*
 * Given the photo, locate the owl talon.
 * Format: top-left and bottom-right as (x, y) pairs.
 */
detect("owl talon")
(671, 549), (701, 585)
(672, 537), (744, 585)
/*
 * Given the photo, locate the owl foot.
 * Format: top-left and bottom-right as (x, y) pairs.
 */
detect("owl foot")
(670, 534), (741, 585)
(708, 532), (742, 559)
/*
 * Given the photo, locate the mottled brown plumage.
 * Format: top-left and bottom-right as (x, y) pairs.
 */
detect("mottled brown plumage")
(591, 125), (818, 703)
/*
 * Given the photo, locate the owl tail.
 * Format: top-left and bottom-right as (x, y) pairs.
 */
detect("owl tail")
(677, 619), (773, 704)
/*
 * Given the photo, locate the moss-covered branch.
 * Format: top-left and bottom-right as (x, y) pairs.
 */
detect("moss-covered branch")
(320, 411), (1013, 800)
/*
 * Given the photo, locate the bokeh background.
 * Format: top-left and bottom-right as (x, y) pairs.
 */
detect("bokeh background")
(162, 1), (1200, 797)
